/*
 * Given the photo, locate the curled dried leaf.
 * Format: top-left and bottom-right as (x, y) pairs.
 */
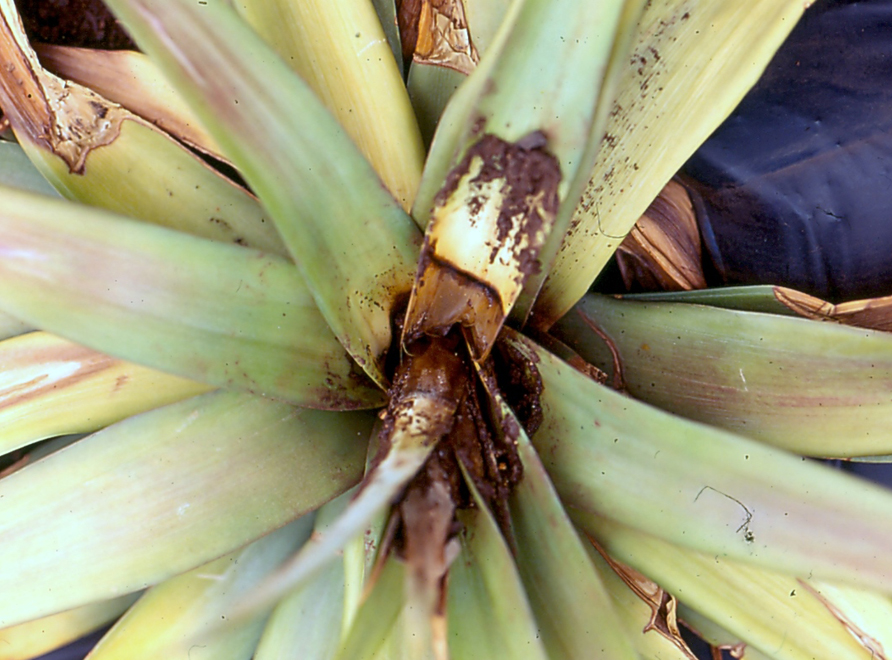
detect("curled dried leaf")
(616, 179), (706, 291)
(399, 0), (479, 74)
(774, 286), (892, 332)
(589, 536), (698, 660)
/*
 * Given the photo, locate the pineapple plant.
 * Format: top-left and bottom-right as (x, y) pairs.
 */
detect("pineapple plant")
(2, 0), (892, 658)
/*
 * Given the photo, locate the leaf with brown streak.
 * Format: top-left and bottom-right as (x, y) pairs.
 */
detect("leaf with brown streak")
(589, 537), (698, 660)
(0, 331), (210, 456)
(799, 580), (889, 660)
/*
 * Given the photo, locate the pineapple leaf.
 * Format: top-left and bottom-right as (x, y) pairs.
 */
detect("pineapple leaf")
(234, 0), (425, 213)
(0, 391), (372, 628)
(255, 497), (350, 660)
(84, 518), (314, 660)
(104, 0), (423, 389)
(505, 330), (892, 591)
(334, 554), (407, 660)
(36, 44), (227, 162)
(582, 544), (700, 659)
(0, 187), (383, 409)
(554, 293), (892, 457)
(586, 516), (888, 660)
(618, 284), (797, 316)
(235, 409), (439, 618)
(0, 5), (285, 255)
(0, 594), (139, 660)
(487, 388), (637, 660)
(0, 140), (61, 198)
(447, 502), (549, 660)
(532, 0), (808, 328)
(22, 120), (289, 255)
(0, 331), (210, 457)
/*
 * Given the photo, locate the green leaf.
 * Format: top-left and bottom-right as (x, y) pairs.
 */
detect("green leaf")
(0, 594), (139, 660)
(86, 517), (314, 660)
(0, 4), (284, 255)
(504, 330), (892, 592)
(553, 293), (892, 457)
(0, 390), (372, 627)
(369, 0), (403, 75)
(254, 496), (352, 660)
(23, 120), (289, 256)
(621, 285), (797, 316)
(447, 505), (549, 660)
(0, 139), (60, 197)
(236, 406), (437, 617)
(234, 0), (425, 213)
(480, 376), (636, 660)
(533, 0), (807, 328)
(407, 64), (466, 149)
(335, 555), (407, 660)
(255, 557), (345, 660)
(105, 0), (422, 389)
(0, 186), (383, 409)
(584, 515), (885, 660)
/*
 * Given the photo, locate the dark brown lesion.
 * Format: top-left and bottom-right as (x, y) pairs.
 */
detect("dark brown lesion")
(460, 133), (560, 278)
(404, 134), (562, 362)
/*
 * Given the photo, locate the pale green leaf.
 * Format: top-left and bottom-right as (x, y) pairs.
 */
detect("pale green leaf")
(622, 285), (796, 316)
(0, 186), (383, 409)
(255, 557), (346, 660)
(0, 140), (60, 197)
(369, 0), (402, 74)
(22, 121), (288, 256)
(0, 391), (371, 627)
(86, 517), (314, 660)
(584, 515), (883, 660)
(335, 556), (407, 660)
(533, 0), (807, 327)
(105, 0), (422, 389)
(554, 293), (892, 457)
(479, 377), (636, 660)
(0, 594), (138, 660)
(407, 64), (465, 149)
(254, 495), (354, 660)
(504, 330), (892, 592)
(447, 505), (549, 660)
(236, 411), (436, 617)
